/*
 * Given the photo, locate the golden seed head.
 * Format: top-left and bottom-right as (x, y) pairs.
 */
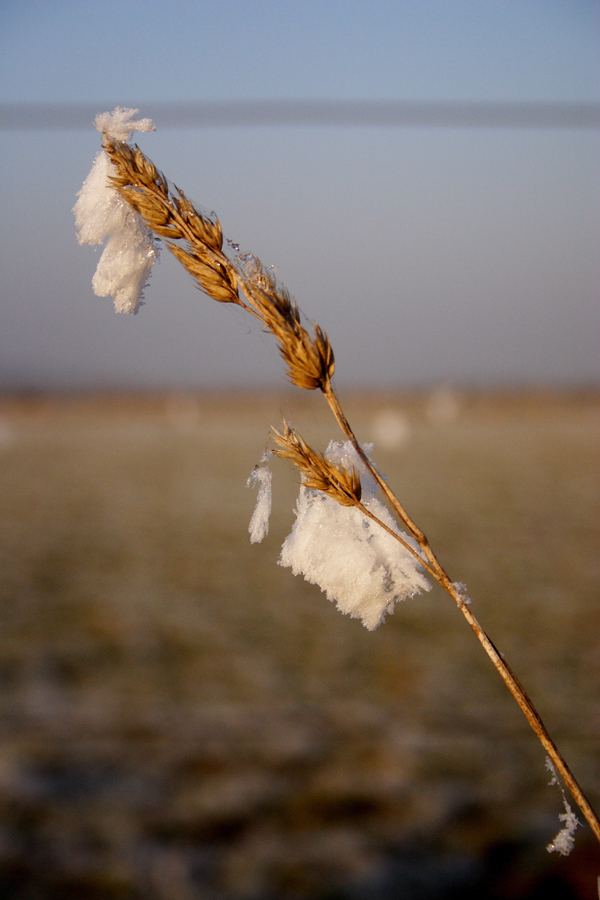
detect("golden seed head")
(103, 135), (336, 391)
(271, 422), (361, 506)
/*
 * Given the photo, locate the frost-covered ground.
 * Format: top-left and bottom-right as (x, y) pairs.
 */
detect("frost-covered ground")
(0, 390), (598, 899)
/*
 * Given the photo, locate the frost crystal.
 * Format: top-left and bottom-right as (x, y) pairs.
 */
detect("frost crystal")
(93, 107), (155, 141)
(247, 453), (273, 544)
(451, 581), (472, 605)
(74, 107), (159, 314)
(547, 805), (580, 856)
(279, 441), (430, 630)
(545, 757), (580, 856)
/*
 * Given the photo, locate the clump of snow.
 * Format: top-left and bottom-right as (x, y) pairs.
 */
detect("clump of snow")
(547, 805), (579, 856)
(278, 441), (430, 630)
(93, 107), (155, 141)
(247, 452), (273, 543)
(451, 581), (471, 605)
(74, 107), (159, 314)
(545, 758), (580, 856)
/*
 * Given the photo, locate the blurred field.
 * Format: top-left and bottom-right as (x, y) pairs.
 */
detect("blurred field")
(0, 389), (598, 899)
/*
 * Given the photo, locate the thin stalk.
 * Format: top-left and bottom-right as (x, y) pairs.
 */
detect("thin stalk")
(96, 131), (600, 846)
(324, 382), (600, 843)
(324, 386), (436, 560)
(450, 583), (600, 844)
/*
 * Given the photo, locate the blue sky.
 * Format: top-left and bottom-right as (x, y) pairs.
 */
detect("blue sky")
(1, 1), (598, 390)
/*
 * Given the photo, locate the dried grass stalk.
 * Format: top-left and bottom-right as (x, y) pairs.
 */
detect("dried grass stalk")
(97, 128), (600, 850)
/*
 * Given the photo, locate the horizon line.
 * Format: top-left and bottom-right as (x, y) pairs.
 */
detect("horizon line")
(1, 99), (598, 130)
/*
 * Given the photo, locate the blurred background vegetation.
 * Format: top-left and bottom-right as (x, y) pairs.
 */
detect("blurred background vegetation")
(0, 389), (598, 899)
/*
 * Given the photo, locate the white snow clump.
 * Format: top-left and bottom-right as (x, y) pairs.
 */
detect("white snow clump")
(74, 107), (159, 314)
(249, 441), (430, 630)
(545, 757), (580, 856)
(247, 452), (273, 544)
(93, 107), (155, 142)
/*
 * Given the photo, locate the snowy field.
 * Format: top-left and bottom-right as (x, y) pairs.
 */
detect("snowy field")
(0, 389), (598, 899)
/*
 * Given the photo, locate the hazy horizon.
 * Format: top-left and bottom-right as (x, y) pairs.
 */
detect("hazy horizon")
(1, 1), (598, 392)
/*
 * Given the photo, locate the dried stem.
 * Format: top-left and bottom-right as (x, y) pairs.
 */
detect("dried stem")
(453, 593), (600, 845)
(104, 134), (600, 846)
(323, 384), (600, 844)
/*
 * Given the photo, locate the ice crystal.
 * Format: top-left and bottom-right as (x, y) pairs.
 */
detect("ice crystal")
(74, 108), (159, 314)
(251, 440), (430, 630)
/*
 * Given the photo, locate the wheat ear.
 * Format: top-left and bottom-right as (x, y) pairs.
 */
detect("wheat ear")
(103, 134), (600, 847)
(104, 137), (335, 393)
